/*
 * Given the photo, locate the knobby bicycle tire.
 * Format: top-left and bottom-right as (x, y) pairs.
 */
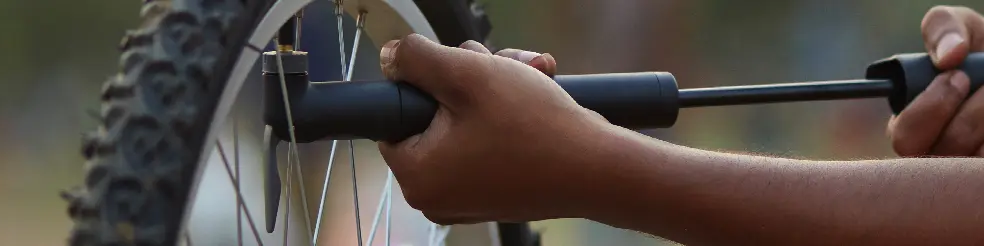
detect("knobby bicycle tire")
(63, 0), (539, 245)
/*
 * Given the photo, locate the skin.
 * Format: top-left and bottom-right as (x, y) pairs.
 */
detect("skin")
(378, 6), (984, 245)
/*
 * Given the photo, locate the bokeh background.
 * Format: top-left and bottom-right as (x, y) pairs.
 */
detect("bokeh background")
(3, 0), (983, 245)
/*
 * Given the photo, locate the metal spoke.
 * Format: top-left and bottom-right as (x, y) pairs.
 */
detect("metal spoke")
(334, 0), (347, 80)
(428, 223), (437, 246)
(292, 145), (315, 239)
(385, 177), (393, 246)
(283, 144), (295, 245)
(216, 142), (264, 246)
(273, 36), (305, 246)
(234, 115), (242, 246)
(364, 173), (394, 246)
(345, 12), (365, 81)
(294, 11), (303, 50)
(311, 140), (339, 246)
(435, 226), (452, 246)
(347, 12), (368, 246)
(349, 141), (363, 246)
(428, 225), (451, 246)
(279, 11), (315, 244)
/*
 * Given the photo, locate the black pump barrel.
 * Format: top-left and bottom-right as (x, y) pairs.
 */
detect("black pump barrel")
(264, 72), (679, 142)
(264, 52), (984, 142)
(553, 73), (679, 129)
(866, 52), (984, 114)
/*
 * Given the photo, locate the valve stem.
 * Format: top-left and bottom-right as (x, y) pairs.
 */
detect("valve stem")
(334, 0), (344, 16)
(277, 12), (298, 52)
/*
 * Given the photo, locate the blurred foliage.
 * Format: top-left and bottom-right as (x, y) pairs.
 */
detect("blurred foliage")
(3, 0), (984, 245)
(0, 1), (140, 244)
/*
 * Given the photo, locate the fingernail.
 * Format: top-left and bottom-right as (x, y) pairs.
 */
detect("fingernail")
(936, 32), (965, 60)
(516, 51), (542, 64)
(381, 40), (400, 62)
(950, 71), (970, 90)
(529, 55), (545, 69)
(529, 53), (556, 75)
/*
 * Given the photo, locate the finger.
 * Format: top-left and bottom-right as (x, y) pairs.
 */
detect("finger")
(888, 71), (970, 156)
(529, 53), (557, 77)
(495, 48), (542, 64)
(459, 40), (492, 55)
(495, 49), (557, 76)
(922, 6), (984, 69)
(378, 106), (452, 170)
(931, 72), (984, 156)
(381, 33), (495, 106)
(380, 39), (402, 81)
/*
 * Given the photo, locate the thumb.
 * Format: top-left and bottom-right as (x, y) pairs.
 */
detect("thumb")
(922, 6), (974, 69)
(380, 33), (495, 107)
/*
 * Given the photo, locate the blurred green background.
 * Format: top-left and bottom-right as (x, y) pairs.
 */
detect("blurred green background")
(2, 0), (982, 245)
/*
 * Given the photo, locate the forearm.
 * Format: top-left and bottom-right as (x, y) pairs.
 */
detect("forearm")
(579, 126), (984, 245)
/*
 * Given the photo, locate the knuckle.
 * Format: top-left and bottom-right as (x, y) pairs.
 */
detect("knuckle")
(460, 39), (481, 47)
(925, 5), (959, 21)
(395, 35), (419, 60)
(459, 40), (490, 53)
(923, 6), (961, 33)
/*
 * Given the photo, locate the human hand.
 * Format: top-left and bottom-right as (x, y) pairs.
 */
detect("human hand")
(888, 6), (984, 157)
(377, 34), (612, 224)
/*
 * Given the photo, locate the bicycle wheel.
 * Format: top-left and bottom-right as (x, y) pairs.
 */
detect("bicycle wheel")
(64, 0), (539, 245)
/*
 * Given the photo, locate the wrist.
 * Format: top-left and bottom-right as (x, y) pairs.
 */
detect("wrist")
(554, 123), (678, 220)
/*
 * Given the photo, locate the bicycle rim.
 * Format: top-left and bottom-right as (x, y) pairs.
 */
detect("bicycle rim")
(67, 0), (537, 245)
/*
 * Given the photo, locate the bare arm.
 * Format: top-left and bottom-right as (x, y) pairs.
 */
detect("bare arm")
(582, 127), (984, 245)
(376, 6), (984, 245)
(579, 7), (984, 244)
